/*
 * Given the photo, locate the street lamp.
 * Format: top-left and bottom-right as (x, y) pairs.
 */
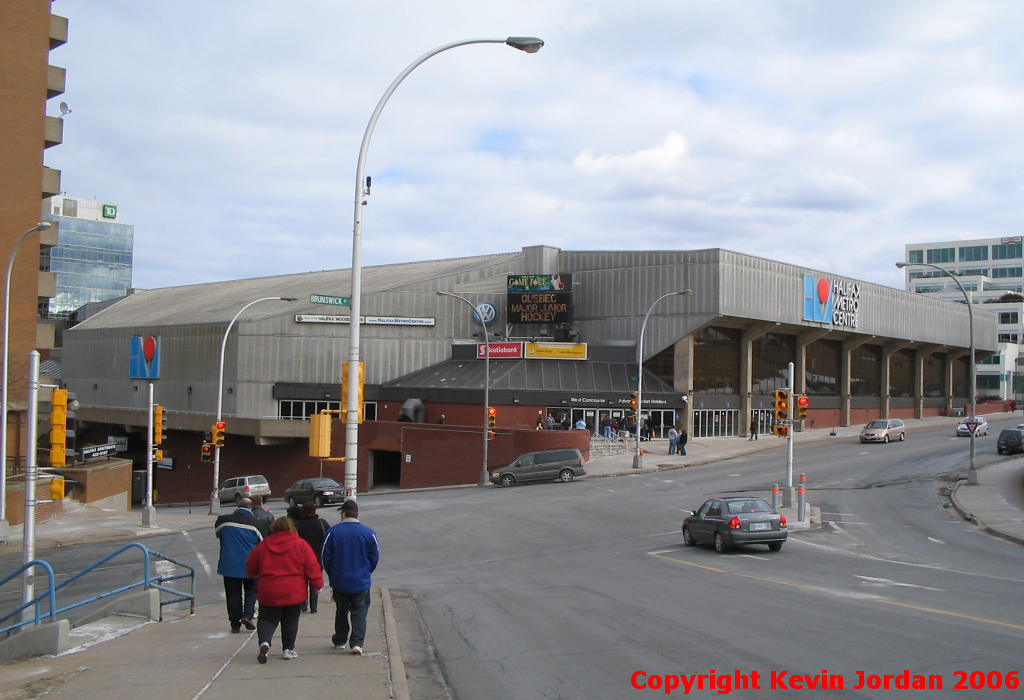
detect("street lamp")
(1, 221), (52, 541)
(209, 296), (297, 514)
(437, 291), (494, 485)
(345, 36), (544, 502)
(634, 290), (693, 469)
(897, 261), (978, 483)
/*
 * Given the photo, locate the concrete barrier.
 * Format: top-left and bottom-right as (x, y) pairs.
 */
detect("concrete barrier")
(0, 618), (70, 661)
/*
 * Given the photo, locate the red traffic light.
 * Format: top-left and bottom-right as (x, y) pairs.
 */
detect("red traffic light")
(215, 421), (226, 430)
(796, 396), (809, 407)
(487, 407), (497, 417)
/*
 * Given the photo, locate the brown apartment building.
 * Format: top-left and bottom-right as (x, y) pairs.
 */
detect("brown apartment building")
(0, 1), (67, 476)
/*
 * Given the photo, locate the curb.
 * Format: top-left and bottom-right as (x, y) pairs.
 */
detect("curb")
(947, 478), (1024, 548)
(380, 588), (411, 700)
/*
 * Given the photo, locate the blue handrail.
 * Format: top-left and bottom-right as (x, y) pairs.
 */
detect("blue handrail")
(0, 542), (195, 637)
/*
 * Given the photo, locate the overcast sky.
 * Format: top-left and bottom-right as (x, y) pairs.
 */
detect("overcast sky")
(48, 0), (1024, 291)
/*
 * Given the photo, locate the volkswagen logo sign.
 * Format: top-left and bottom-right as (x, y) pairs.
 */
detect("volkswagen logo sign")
(474, 302), (498, 326)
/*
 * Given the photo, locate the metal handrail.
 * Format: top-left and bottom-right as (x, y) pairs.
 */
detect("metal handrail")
(0, 542), (195, 637)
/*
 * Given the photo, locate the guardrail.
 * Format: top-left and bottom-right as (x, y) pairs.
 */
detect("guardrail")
(0, 542), (195, 637)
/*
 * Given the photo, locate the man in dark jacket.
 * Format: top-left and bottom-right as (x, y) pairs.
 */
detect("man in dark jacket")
(321, 500), (379, 655)
(294, 501), (330, 613)
(215, 498), (263, 632)
(250, 494), (274, 535)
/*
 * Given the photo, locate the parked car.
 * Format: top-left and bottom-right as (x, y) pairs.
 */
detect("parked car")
(682, 497), (788, 553)
(996, 428), (1024, 455)
(859, 419), (906, 444)
(956, 416), (989, 437)
(284, 478), (344, 507)
(217, 474), (271, 504)
(490, 448), (586, 487)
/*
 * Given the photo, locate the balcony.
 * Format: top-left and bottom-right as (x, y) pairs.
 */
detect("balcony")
(50, 14), (68, 49)
(44, 116), (63, 149)
(47, 65), (66, 99)
(42, 167), (61, 198)
(38, 271), (57, 299)
(39, 220), (58, 248)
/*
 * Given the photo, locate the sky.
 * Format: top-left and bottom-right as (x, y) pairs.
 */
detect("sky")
(47, 0), (1024, 291)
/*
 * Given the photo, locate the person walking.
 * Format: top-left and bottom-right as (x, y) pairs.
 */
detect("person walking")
(294, 501), (330, 613)
(215, 497), (263, 633)
(250, 494), (274, 535)
(667, 425), (679, 455)
(749, 414), (759, 441)
(321, 500), (379, 655)
(678, 427), (688, 456)
(246, 517), (323, 663)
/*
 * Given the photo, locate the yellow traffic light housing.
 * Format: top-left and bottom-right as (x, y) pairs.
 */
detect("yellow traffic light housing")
(487, 406), (497, 430)
(211, 421), (226, 448)
(309, 413), (333, 458)
(50, 388), (69, 467)
(200, 442), (213, 462)
(342, 361), (365, 424)
(153, 404), (166, 445)
(796, 395), (809, 421)
(773, 389), (790, 422)
(49, 477), (65, 501)
(772, 424), (789, 437)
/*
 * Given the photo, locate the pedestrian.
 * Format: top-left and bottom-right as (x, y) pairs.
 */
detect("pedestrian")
(215, 497), (263, 634)
(321, 500), (379, 655)
(536, 416), (545, 430)
(749, 414), (759, 441)
(438, 414), (446, 424)
(574, 417), (586, 430)
(600, 415), (612, 438)
(667, 425), (679, 455)
(679, 427), (688, 456)
(286, 504), (304, 521)
(246, 516), (323, 663)
(250, 494), (274, 535)
(294, 501), (330, 613)
(545, 414), (555, 430)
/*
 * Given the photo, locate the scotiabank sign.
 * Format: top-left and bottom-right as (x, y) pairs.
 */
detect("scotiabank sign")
(477, 342), (524, 359)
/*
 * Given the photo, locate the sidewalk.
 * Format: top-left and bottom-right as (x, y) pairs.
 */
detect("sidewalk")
(0, 587), (409, 700)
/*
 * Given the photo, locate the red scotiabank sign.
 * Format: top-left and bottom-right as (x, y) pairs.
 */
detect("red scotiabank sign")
(477, 342), (524, 359)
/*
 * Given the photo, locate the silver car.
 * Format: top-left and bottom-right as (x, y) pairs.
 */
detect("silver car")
(859, 419), (906, 444)
(956, 416), (988, 436)
(218, 474), (272, 504)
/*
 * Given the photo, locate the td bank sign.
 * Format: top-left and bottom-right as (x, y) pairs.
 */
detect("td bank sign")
(803, 274), (861, 329)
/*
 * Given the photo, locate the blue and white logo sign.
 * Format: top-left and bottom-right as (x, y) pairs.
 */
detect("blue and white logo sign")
(474, 302), (498, 326)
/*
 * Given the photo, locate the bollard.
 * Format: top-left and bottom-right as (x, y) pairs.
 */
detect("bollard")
(798, 472), (807, 523)
(772, 483), (780, 512)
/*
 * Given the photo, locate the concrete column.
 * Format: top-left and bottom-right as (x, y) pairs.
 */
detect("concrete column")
(914, 345), (942, 419)
(841, 336), (875, 428)
(944, 352), (957, 415)
(881, 341), (913, 420)
(796, 330), (831, 432)
(674, 336), (694, 436)
(740, 323), (776, 437)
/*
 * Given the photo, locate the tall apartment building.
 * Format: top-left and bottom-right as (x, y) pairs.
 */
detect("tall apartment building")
(41, 196), (134, 342)
(0, 2), (68, 471)
(903, 237), (1024, 401)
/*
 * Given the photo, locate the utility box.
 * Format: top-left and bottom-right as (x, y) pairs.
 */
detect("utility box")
(132, 470), (146, 503)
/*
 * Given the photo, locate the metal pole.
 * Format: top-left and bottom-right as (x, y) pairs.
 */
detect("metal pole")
(20, 351), (40, 622)
(142, 383), (156, 527)
(1, 222), (51, 543)
(210, 296), (295, 514)
(346, 37), (544, 502)
(785, 362), (795, 505)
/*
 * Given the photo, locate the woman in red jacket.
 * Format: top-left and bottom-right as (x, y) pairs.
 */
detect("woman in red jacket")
(246, 516), (324, 663)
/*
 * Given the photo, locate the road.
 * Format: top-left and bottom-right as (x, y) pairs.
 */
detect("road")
(2, 418), (1023, 698)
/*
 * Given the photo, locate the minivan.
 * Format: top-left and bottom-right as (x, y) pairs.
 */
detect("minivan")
(218, 475), (272, 504)
(859, 419), (905, 444)
(490, 448), (586, 487)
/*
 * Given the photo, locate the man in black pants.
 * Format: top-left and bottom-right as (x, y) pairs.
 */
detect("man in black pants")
(215, 497), (263, 632)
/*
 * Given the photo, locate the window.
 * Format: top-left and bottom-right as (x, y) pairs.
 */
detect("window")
(927, 248), (955, 264)
(999, 312), (1019, 324)
(958, 268), (987, 277)
(991, 267), (1022, 279)
(993, 243), (1022, 260)
(999, 333), (1019, 343)
(908, 250), (924, 264)
(914, 285), (944, 293)
(959, 246), (988, 262)
(979, 354), (1001, 365)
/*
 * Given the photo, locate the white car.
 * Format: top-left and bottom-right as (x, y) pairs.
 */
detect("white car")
(956, 416), (989, 437)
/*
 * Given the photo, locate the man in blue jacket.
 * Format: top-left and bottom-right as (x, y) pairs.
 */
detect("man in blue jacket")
(215, 497), (263, 632)
(321, 499), (379, 655)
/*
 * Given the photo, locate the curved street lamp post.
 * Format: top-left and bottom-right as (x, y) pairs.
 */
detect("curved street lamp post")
(896, 261), (978, 484)
(634, 290), (693, 470)
(345, 37), (543, 501)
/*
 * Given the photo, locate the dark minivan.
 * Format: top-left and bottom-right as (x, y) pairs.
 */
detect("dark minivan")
(996, 428), (1024, 455)
(490, 448), (586, 487)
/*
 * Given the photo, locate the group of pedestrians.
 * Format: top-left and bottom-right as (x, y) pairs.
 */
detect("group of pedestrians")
(666, 425), (687, 455)
(214, 493), (379, 664)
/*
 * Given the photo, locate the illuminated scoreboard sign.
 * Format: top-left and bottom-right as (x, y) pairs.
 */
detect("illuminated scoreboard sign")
(506, 274), (574, 324)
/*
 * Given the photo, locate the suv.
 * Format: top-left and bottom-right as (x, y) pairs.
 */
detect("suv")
(218, 475), (272, 504)
(859, 419), (905, 444)
(490, 448), (586, 487)
(996, 428), (1024, 455)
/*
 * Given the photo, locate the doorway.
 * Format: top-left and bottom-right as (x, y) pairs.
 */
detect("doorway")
(370, 449), (401, 490)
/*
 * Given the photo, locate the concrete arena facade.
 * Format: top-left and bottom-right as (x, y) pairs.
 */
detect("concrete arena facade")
(61, 246), (995, 500)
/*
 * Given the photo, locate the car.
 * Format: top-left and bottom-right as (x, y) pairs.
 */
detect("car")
(490, 448), (586, 487)
(284, 478), (344, 507)
(682, 496), (788, 553)
(956, 416), (989, 437)
(217, 474), (271, 504)
(996, 428), (1024, 455)
(859, 419), (906, 443)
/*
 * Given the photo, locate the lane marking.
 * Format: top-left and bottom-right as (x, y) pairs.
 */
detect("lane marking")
(183, 530), (213, 577)
(856, 575), (944, 591)
(927, 536), (945, 545)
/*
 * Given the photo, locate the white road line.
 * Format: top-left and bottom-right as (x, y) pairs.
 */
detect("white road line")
(927, 537), (946, 545)
(737, 554), (769, 561)
(856, 575), (944, 592)
(183, 529), (214, 577)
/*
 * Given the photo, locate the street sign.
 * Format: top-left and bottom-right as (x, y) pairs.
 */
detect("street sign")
(964, 420), (980, 435)
(310, 294), (350, 307)
(81, 443), (117, 461)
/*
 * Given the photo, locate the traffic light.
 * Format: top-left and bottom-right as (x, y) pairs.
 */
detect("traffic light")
(211, 421), (226, 448)
(487, 406), (497, 429)
(772, 424), (789, 437)
(200, 442), (213, 462)
(153, 404), (166, 445)
(796, 395), (809, 422)
(342, 361), (365, 424)
(49, 389), (75, 467)
(773, 389), (790, 422)
(49, 477), (65, 501)
(629, 392), (638, 413)
(309, 413), (332, 458)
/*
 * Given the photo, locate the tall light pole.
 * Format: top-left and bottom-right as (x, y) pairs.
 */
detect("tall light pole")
(437, 291), (494, 485)
(634, 290), (693, 469)
(345, 36), (544, 502)
(209, 296), (297, 514)
(897, 261), (978, 483)
(1, 221), (52, 542)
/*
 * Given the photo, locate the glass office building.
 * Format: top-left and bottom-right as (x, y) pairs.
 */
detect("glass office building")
(41, 196), (134, 319)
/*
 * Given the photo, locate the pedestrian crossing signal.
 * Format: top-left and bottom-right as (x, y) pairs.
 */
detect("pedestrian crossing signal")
(201, 442), (213, 462)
